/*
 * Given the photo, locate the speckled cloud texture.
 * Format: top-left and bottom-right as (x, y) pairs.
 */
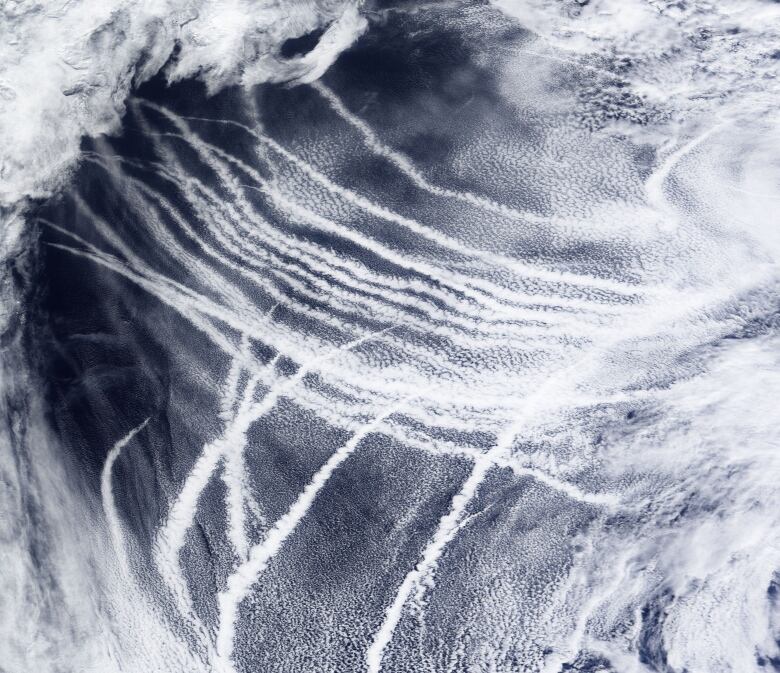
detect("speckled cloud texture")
(1, 1), (779, 673)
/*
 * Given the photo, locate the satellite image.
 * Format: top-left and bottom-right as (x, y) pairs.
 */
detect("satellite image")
(1, 1), (779, 672)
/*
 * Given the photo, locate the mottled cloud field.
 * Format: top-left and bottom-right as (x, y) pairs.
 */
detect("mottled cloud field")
(1, 2), (779, 673)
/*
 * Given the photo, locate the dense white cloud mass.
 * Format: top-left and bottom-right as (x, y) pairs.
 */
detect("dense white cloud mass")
(0, 0), (365, 208)
(492, 0), (780, 279)
(493, 0), (780, 125)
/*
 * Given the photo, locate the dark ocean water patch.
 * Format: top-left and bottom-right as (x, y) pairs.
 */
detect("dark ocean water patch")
(280, 27), (327, 59)
(326, 150), (430, 216)
(234, 435), (471, 672)
(637, 589), (674, 672)
(180, 463), (234, 627)
(264, 296), (348, 344)
(321, 2), (534, 185)
(242, 399), (352, 530)
(561, 652), (616, 672)
(327, 2), (506, 109)
(393, 411), (495, 450)
(33, 191), (229, 551)
(501, 235), (644, 285)
(757, 653), (780, 671)
(36, 234), (166, 472)
(255, 82), (339, 149)
(721, 296), (780, 341)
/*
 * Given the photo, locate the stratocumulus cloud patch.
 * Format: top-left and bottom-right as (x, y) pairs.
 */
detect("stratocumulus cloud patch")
(1, 1), (779, 673)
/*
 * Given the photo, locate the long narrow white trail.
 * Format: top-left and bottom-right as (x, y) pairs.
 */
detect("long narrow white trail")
(311, 81), (558, 227)
(364, 335), (628, 673)
(152, 315), (395, 664)
(152, 101), (641, 300)
(222, 357), (279, 562)
(98, 417), (218, 672)
(215, 405), (401, 673)
(364, 404), (534, 673)
(101, 418), (151, 572)
(365, 453), (493, 673)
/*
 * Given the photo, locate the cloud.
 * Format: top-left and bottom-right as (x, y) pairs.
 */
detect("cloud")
(0, 0), (366, 210)
(492, 0), (780, 129)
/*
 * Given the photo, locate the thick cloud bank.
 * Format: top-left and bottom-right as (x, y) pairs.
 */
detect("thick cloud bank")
(0, 0), (365, 209)
(493, 0), (780, 126)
